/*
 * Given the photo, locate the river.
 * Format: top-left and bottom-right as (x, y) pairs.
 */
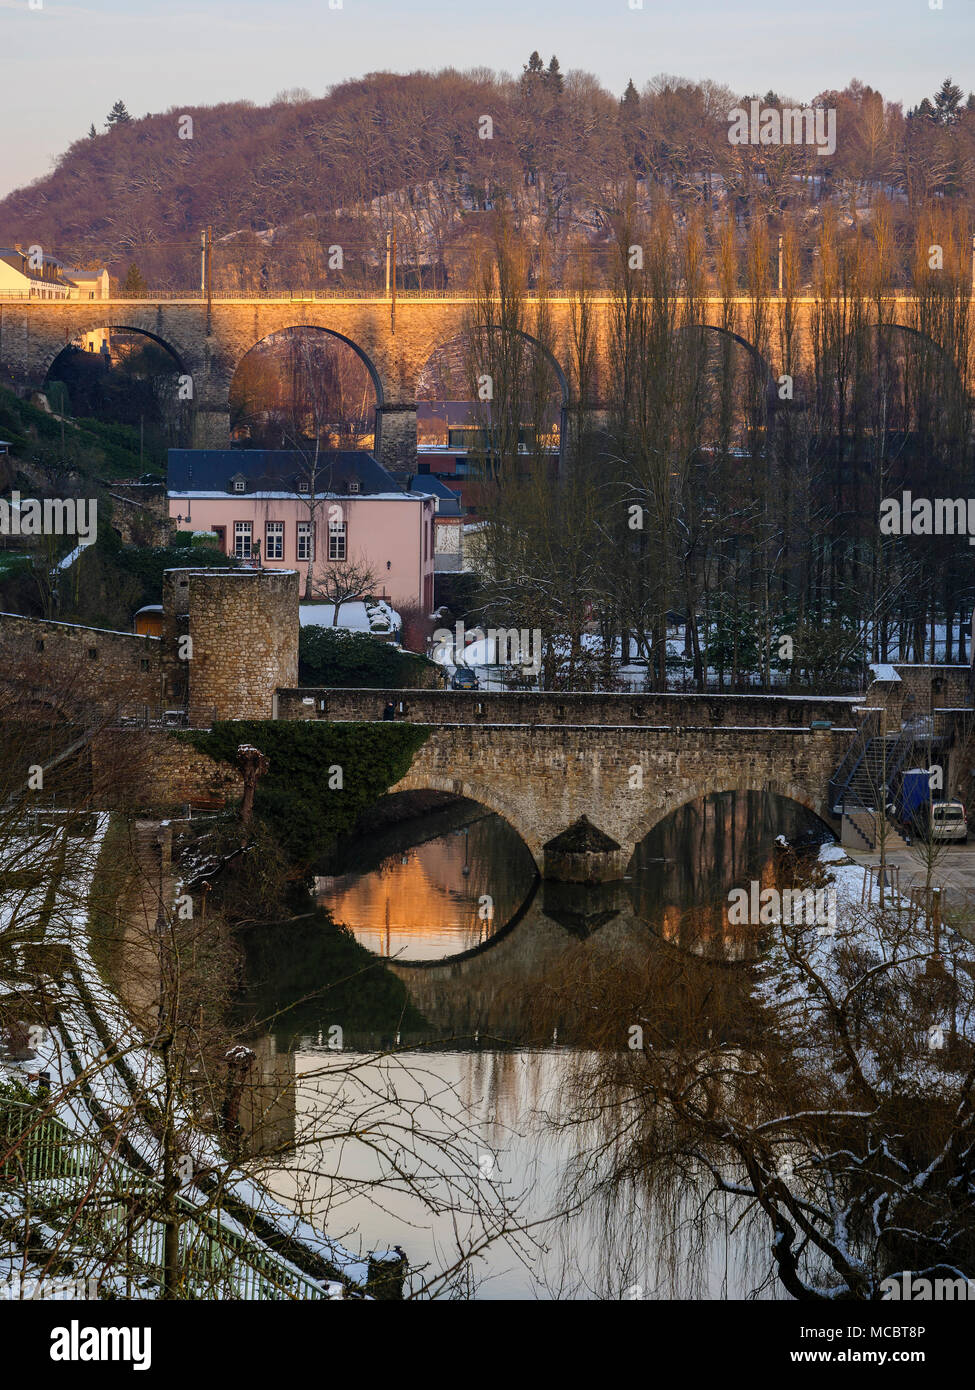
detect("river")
(245, 790), (831, 1298)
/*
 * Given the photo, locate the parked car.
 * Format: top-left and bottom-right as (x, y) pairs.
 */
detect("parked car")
(450, 666), (479, 690)
(930, 800), (968, 844)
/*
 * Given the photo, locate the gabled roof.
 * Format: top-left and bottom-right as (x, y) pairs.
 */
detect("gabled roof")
(407, 475), (462, 514)
(167, 449), (404, 497)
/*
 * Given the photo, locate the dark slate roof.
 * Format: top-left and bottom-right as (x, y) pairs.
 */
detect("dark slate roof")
(167, 449), (404, 497)
(407, 475), (462, 514)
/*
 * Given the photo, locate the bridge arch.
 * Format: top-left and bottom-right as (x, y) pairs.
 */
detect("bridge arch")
(868, 319), (968, 404)
(225, 323), (389, 459)
(387, 767), (545, 864)
(416, 323), (569, 405)
(227, 323), (386, 410)
(672, 320), (782, 421)
(624, 779), (835, 858)
(36, 321), (188, 387)
(678, 321), (777, 380)
(416, 324), (569, 471)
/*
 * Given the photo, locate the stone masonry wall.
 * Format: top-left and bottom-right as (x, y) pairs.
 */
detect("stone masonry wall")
(90, 729), (243, 809)
(893, 664), (972, 713)
(0, 612), (162, 715)
(277, 686), (860, 729)
(391, 723), (850, 867)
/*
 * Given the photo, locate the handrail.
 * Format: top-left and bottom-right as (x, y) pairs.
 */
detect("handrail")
(828, 709), (880, 813)
(0, 1096), (333, 1299)
(0, 289), (942, 305)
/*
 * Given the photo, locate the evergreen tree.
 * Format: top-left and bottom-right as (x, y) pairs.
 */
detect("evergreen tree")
(911, 97), (936, 122)
(520, 50), (545, 104)
(934, 76), (964, 125)
(121, 263), (147, 296)
(546, 55), (564, 95)
(87, 123), (97, 139)
(620, 79), (644, 174)
(106, 100), (132, 129)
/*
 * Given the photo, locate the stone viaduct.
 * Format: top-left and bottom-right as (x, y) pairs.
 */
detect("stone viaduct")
(0, 293), (935, 472)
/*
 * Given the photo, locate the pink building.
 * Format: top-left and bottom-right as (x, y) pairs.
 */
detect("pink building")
(168, 450), (436, 612)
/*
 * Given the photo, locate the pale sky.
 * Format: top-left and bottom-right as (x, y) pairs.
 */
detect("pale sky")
(1, 0), (972, 200)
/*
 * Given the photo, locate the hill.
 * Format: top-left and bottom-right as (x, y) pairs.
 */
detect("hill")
(2, 66), (972, 292)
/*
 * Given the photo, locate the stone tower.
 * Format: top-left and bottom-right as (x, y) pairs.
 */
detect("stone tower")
(162, 568), (298, 725)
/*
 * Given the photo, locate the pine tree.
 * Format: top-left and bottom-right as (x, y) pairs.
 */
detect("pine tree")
(521, 50), (545, 104)
(106, 100), (132, 129)
(546, 56), (564, 95)
(87, 123), (97, 139)
(620, 79), (644, 174)
(121, 263), (147, 296)
(934, 77), (963, 125)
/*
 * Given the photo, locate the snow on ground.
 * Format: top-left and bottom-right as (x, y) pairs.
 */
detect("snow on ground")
(751, 842), (975, 1097)
(0, 817), (373, 1293)
(299, 599), (400, 633)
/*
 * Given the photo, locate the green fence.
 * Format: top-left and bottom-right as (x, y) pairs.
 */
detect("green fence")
(0, 1098), (336, 1300)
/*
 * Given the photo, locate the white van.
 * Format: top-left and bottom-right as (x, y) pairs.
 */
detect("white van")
(930, 801), (968, 844)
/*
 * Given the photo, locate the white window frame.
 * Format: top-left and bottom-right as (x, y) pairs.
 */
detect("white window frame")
(265, 520), (284, 560)
(328, 517), (347, 561)
(297, 521), (314, 562)
(234, 521), (253, 559)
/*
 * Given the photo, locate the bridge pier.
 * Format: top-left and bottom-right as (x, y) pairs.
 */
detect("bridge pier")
(376, 403), (418, 474)
(543, 816), (627, 882)
(192, 404), (232, 448)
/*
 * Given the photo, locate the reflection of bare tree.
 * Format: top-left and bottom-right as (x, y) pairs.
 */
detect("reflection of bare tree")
(539, 862), (975, 1300)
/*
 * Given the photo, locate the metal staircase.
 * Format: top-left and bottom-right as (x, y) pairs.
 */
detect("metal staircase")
(829, 717), (917, 851)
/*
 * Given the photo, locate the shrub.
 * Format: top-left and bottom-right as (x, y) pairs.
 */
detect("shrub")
(298, 625), (436, 688)
(179, 720), (430, 863)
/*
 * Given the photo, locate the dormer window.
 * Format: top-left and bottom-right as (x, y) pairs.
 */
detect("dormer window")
(349, 481), (360, 494)
(229, 473), (247, 494)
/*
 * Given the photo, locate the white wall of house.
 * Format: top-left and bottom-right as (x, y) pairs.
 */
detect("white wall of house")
(0, 258), (70, 299)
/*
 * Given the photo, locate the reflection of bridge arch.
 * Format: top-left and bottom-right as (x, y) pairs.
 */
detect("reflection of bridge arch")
(377, 875), (541, 971)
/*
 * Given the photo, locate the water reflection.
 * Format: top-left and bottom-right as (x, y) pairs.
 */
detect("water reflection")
(322, 790), (829, 966)
(247, 791), (833, 1297)
(629, 791), (830, 960)
(257, 1046), (782, 1301)
(317, 808), (537, 960)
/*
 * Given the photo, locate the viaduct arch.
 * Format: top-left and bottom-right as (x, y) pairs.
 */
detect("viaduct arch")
(0, 295), (952, 472)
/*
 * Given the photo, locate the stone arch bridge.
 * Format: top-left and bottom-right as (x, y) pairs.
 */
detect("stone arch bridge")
(0, 293), (935, 471)
(279, 687), (858, 873)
